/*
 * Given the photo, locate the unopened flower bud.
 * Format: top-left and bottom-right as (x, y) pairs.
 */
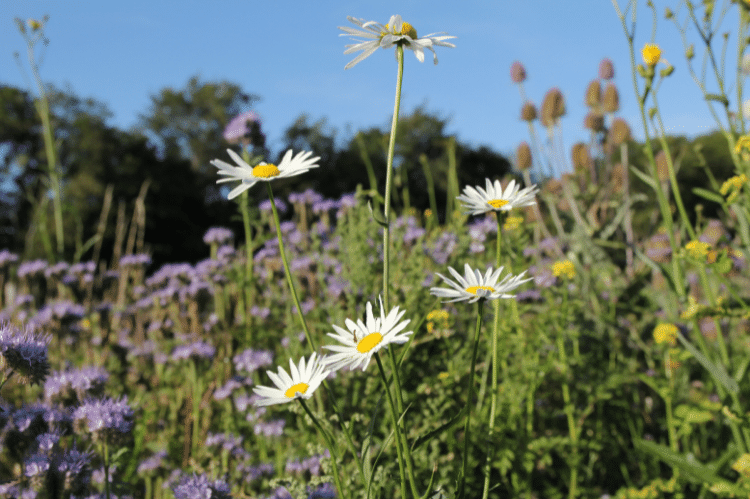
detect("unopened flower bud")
(516, 142), (532, 170)
(637, 64), (648, 78)
(602, 82), (620, 113)
(665, 7), (674, 19)
(648, 107), (658, 120)
(520, 101), (537, 122)
(608, 118), (631, 146)
(660, 64), (675, 77)
(584, 112), (605, 132)
(686, 44), (695, 60)
(27, 19), (41, 31)
(571, 143), (591, 171)
(585, 80), (602, 108)
(599, 58), (615, 80)
(510, 61), (527, 83)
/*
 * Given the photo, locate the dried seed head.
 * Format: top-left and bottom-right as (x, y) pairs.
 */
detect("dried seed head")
(611, 162), (626, 193)
(510, 61), (527, 83)
(541, 88), (566, 127)
(520, 101), (537, 122)
(602, 82), (620, 113)
(516, 142), (532, 170)
(655, 150), (670, 181)
(583, 112), (605, 132)
(608, 118), (631, 146)
(585, 80), (602, 108)
(599, 58), (615, 80)
(571, 143), (591, 171)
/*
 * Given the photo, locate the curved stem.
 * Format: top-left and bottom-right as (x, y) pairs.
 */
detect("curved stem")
(299, 399), (349, 499)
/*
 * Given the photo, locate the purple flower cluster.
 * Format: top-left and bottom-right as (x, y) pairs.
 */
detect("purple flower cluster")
(72, 397), (134, 440)
(44, 366), (109, 405)
(119, 254), (152, 268)
(233, 348), (273, 374)
(285, 450), (330, 476)
(203, 227), (234, 245)
(171, 341), (216, 362)
(0, 249), (19, 268)
(172, 473), (232, 499)
(17, 260), (48, 279)
(0, 323), (50, 385)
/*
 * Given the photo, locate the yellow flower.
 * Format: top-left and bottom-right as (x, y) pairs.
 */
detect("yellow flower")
(680, 295), (704, 320)
(720, 173), (748, 203)
(731, 453), (750, 477)
(735, 135), (750, 161)
(685, 240), (711, 259)
(551, 260), (576, 279)
(438, 372), (449, 380)
(642, 43), (661, 66)
(503, 215), (523, 231)
(27, 19), (41, 30)
(653, 323), (678, 346)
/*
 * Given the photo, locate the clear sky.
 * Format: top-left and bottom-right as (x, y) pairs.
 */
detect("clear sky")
(0, 0), (740, 177)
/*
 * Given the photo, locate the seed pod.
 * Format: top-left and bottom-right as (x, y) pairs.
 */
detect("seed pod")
(602, 82), (620, 113)
(585, 80), (602, 108)
(541, 88), (566, 127)
(520, 101), (537, 122)
(510, 61), (527, 83)
(584, 112), (605, 132)
(599, 58), (615, 80)
(571, 143), (591, 171)
(516, 142), (532, 170)
(608, 118), (631, 146)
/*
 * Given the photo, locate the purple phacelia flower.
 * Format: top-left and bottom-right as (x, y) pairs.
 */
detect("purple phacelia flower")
(44, 366), (109, 405)
(0, 323), (50, 385)
(44, 262), (69, 279)
(0, 249), (19, 268)
(254, 419), (285, 437)
(119, 254), (152, 268)
(171, 341), (215, 362)
(233, 348), (273, 374)
(25, 453), (50, 477)
(203, 227), (234, 245)
(17, 260), (48, 279)
(137, 450), (167, 475)
(73, 397), (134, 439)
(172, 473), (232, 499)
(259, 198), (288, 214)
(37, 432), (60, 452)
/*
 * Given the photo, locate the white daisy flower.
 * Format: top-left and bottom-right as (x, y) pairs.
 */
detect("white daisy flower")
(252, 352), (329, 407)
(211, 149), (320, 200)
(339, 15), (456, 70)
(323, 297), (412, 372)
(430, 263), (532, 304)
(456, 178), (539, 216)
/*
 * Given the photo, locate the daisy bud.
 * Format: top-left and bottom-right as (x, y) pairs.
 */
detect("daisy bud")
(571, 143), (591, 171)
(583, 112), (605, 132)
(510, 61), (527, 83)
(585, 80), (602, 107)
(602, 82), (620, 113)
(516, 142), (532, 170)
(520, 101), (537, 122)
(599, 58), (615, 80)
(608, 118), (631, 146)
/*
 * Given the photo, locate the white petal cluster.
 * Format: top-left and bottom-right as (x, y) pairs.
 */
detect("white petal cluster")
(252, 353), (329, 407)
(211, 149), (320, 200)
(457, 179), (539, 216)
(430, 263), (532, 304)
(339, 15), (456, 70)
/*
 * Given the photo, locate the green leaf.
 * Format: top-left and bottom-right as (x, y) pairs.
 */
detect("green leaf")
(705, 93), (729, 106)
(674, 404), (715, 424)
(692, 187), (726, 206)
(629, 165), (658, 190)
(635, 439), (744, 494)
(411, 406), (466, 452)
(676, 334), (739, 394)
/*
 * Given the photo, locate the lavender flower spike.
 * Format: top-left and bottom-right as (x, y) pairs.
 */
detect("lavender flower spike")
(0, 322), (51, 385)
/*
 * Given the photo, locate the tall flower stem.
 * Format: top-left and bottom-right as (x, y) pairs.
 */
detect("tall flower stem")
(266, 183), (315, 350)
(483, 213), (506, 499)
(458, 299), (485, 499)
(383, 44), (405, 312)
(375, 353), (419, 499)
(240, 149), (257, 343)
(103, 435), (111, 499)
(299, 399), (348, 499)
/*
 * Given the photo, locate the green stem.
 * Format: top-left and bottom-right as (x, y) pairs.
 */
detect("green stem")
(383, 45), (405, 312)
(103, 435), (111, 499)
(299, 399), (349, 499)
(458, 300), (485, 499)
(556, 327), (578, 499)
(266, 182), (315, 350)
(239, 150), (256, 343)
(419, 154), (439, 226)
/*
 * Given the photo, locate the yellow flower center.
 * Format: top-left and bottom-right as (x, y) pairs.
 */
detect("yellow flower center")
(465, 285), (494, 295)
(252, 163), (280, 179)
(488, 199), (509, 209)
(357, 332), (383, 353)
(284, 382), (309, 398)
(400, 21), (417, 38)
(642, 44), (661, 66)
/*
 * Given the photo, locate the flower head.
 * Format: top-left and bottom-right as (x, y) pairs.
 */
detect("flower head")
(339, 15), (456, 69)
(720, 174), (748, 203)
(211, 149), (320, 200)
(73, 397), (134, 441)
(253, 352), (329, 407)
(551, 260), (576, 279)
(642, 43), (661, 66)
(0, 323), (50, 385)
(173, 473), (232, 499)
(456, 178), (538, 216)
(323, 298), (412, 371)
(430, 263), (531, 304)
(653, 323), (679, 346)
(685, 240), (711, 259)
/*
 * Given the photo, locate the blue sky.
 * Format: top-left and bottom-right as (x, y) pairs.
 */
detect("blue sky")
(0, 1), (739, 176)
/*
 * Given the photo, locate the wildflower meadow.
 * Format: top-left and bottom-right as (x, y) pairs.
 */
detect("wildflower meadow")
(4, 2), (750, 498)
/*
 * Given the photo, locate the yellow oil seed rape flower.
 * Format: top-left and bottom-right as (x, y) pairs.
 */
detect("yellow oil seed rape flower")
(685, 240), (711, 259)
(642, 43), (662, 66)
(653, 323), (678, 346)
(551, 259), (576, 279)
(438, 372), (449, 380)
(735, 135), (750, 161)
(680, 295), (704, 320)
(503, 215), (523, 231)
(731, 453), (750, 477)
(720, 174), (748, 203)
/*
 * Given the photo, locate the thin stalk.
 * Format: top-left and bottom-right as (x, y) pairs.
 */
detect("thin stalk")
(458, 300), (485, 499)
(103, 435), (111, 499)
(240, 150), (256, 342)
(266, 183), (315, 350)
(383, 45), (405, 312)
(419, 154), (439, 226)
(299, 399), (349, 499)
(620, 143), (635, 279)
